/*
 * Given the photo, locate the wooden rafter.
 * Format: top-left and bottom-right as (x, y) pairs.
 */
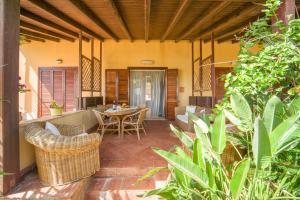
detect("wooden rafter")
(161, 0), (192, 42)
(144, 0), (151, 42)
(20, 8), (90, 42)
(69, 0), (118, 41)
(20, 21), (75, 42)
(104, 0), (133, 41)
(27, 0), (104, 41)
(21, 34), (46, 42)
(20, 28), (60, 42)
(204, 28), (242, 43)
(176, 1), (232, 42)
(217, 34), (236, 43)
(193, 5), (260, 40)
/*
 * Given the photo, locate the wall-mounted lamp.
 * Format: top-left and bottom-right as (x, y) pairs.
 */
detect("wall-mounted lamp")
(56, 58), (63, 64)
(141, 60), (154, 65)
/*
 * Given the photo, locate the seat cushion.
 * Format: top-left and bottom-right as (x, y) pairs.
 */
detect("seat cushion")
(45, 122), (61, 135)
(176, 114), (188, 124)
(185, 105), (197, 116)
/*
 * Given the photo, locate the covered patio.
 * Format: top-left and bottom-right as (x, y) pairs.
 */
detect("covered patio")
(0, 0), (299, 199)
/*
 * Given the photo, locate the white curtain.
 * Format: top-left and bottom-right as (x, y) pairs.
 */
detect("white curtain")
(130, 70), (165, 118)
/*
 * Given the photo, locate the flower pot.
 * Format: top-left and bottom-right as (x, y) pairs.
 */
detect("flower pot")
(50, 108), (63, 116)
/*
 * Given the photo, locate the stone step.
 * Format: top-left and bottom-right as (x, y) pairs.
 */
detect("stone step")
(95, 166), (156, 177)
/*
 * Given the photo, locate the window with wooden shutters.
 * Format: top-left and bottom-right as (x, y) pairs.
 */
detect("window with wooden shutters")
(166, 69), (178, 120)
(38, 67), (78, 117)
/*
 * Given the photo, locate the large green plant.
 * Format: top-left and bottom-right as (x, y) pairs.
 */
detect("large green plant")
(218, 0), (300, 113)
(140, 94), (300, 199)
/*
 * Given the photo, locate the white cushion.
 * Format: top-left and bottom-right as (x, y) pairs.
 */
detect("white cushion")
(176, 114), (188, 124)
(77, 133), (89, 137)
(45, 122), (61, 136)
(185, 106), (197, 116)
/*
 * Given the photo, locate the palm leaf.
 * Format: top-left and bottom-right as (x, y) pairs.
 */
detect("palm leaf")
(211, 111), (226, 154)
(230, 158), (250, 199)
(153, 148), (209, 189)
(230, 93), (252, 130)
(252, 117), (272, 169)
(170, 124), (194, 150)
(287, 95), (300, 116)
(189, 112), (209, 134)
(263, 96), (285, 134)
(270, 113), (300, 154)
(193, 139), (206, 170)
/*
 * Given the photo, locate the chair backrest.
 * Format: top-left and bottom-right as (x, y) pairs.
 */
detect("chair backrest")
(93, 110), (106, 126)
(138, 108), (149, 124)
(97, 105), (107, 112)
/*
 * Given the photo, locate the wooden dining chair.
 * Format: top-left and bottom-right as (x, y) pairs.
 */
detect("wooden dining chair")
(93, 110), (120, 136)
(121, 108), (149, 140)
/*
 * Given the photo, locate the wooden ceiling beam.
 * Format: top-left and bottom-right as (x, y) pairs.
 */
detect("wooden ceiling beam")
(176, 1), (232, 42)
(193, 5), (260, 40)
(20, 28), (60, 42)
(21, 8), (90, 42)
(145, 0), (151, 42)
(21, 34), (46, 42)
(161, 0), (192, 42)
(217, 34), (236, 43)
(104, 0), (133, 41)
(202, 15), (258, 41)
(69, 0), (118, 41)
(27, 0), (104, 41)
(20, 21), (75, 42)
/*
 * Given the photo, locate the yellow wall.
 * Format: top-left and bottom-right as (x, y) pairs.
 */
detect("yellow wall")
(19, 39), (241, 116)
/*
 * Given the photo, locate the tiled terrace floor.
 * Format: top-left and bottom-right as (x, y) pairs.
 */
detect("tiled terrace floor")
(5, 120), (180, 200)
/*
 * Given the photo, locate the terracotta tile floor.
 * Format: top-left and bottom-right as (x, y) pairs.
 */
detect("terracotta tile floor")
(5, 120), (179, 200)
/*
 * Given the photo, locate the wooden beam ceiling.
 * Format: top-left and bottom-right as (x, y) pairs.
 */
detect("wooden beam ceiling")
(203, 15), (258, 41)
(217, 34), (237, 43)
(193, 5), (260, 40)
(69, 0), (119, 41)
(21, 34), (46, 42)
(144, 0), (151, 42)
(20, 8), (90, 42)
(20, 28), (60, 42)
(20, 21), (75, 42)
(27, 0), (104, 41)
(176, 1), (232, 41)
(161, 0), (192, 42)
(104, 0), (133, 41)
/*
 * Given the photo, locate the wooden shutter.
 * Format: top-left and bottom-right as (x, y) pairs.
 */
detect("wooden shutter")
(105, 69), (128, 104)
(118, 69), (129, 104)
(166, 69), (178, 120)
(215, 67), (231, 103)
(39, 70), (52, 117)
(38, 68), (78, 117)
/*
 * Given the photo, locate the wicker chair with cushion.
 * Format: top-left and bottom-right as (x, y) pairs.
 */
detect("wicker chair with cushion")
(175, 106), (211, 132)
(25, 122), (101, 186)
(93, 110), (120, 136)
(121, 108), (149, 140)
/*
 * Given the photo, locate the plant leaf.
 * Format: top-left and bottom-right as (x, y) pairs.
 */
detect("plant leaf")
(230, 158), (250, 200)
(211, 111), (226, 154)
(230, 93), (252, 130)
(252, 117), (272, 169)
(189, 112), (209, 134)
(263, 95), (285, 134)
(193, 139), (205, 170)
(224, 109), (242, 127)
(170, 124), (194, 150)
(270, 113), (300, 154)
(287, 95), (300, 116)
(153, 148), (208, 189)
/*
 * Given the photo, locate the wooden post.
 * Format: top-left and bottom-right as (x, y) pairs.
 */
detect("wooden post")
(91, 38), (94, 97)
(100, 41), (102, 96)
(78, 31), (82, 109)
(199, 39), (203, 96)
(191, 42), (194, 96)
(0, 0), (20, 194)
(211, 32), (216, 107)
(272, 0), (295, 32)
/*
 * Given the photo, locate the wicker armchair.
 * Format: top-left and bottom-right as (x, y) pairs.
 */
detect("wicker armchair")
(25, 122), (101, 186)
(121, 108), (149, 140)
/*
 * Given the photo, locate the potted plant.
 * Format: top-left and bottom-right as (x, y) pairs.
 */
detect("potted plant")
(49, 101), (63, 116)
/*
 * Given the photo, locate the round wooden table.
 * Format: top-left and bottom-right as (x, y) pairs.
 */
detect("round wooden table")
(104, 107), (139, 137)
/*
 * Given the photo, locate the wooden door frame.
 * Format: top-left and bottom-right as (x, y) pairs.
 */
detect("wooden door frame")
(38, 66), (78, 117)
(127, 67), (169, 118)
